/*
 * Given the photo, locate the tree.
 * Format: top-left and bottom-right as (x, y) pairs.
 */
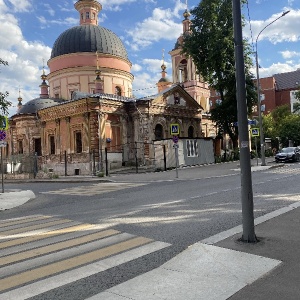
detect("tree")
(271, 104), (291, 122)
(182, 0), (256, 148)
(262, 105), (300, 148)
(0, 58), (12, 122)
(279, 114), (300, 146)
(292, 87), (300, 113)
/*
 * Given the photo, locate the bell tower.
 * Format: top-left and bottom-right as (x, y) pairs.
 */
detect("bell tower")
(74, 0), (102, 26)
(169, 5), (210, 112)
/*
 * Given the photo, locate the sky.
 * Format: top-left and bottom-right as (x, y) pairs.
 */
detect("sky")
(0, 0), (300, 116)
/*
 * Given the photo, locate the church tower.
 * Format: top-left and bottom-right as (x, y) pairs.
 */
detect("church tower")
(169, 5), (210, 113)
(74, 0), (102, 26)
(156, 49), (172, 93)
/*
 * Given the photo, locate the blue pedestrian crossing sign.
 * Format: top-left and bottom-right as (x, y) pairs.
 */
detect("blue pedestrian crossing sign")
(170, 123), (180, 135)
(251, 128), (259, 137)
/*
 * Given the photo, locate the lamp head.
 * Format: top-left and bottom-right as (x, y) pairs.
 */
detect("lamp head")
(282, 10), (290, 16)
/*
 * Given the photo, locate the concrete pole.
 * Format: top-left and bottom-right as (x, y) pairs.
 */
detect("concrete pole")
(232, 0), (257, 242)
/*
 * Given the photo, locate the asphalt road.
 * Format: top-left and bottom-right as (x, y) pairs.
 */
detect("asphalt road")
(1, 160), (299, 299)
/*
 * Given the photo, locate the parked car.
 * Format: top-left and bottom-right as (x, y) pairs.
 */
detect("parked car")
(275, 147), (300, 163)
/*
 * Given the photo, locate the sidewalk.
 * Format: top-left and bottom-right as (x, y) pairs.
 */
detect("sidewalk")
(2, 157), (298, 299)
(89, 202), (300, 300)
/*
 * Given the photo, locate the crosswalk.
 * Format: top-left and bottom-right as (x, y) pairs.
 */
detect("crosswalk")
(268, 165), (300, 175)
(0, 215), (171, 300)
(40, 182), (147, 196)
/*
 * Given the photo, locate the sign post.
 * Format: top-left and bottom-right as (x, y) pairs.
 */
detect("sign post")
(250, 128), (260, 166)
(1, 147), (3, 193)
(173, 143), (179, 179)
(0, 116), (8, 193)
(171, 124), (180, 178)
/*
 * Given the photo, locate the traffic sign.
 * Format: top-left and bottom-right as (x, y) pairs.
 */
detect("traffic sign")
(234, 120), (258, 126)
(0, 116), (8, 130)
(0, 141), (7, 147)
(251, 128), (259, 136)
(172, 135), (179, 143)
(170, 124), (180, 135)
(0, 130), (6, 141)
(248, 119), (258, 125)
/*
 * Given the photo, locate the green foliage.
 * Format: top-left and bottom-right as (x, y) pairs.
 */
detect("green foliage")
(271, 104), (291, 123)
(96, 171), (104, 177)
(278, 114), (300, 146)
(0, 59), (12, 116)
(49, 173), (59, 179)
(263, 104), (300, 148)
(263, 113), (279, 141)
(292, 87), (300, 113)
(182, 0), (256, 148)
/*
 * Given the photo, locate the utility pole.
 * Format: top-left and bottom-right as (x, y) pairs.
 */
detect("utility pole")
(232, 0), (257, 242)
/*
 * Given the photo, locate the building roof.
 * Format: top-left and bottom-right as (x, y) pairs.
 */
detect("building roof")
(158, 77), (171, 83)
(51, 25), (128, 60)
(14, 98), (65, 115)
(273, 69), (300, 90)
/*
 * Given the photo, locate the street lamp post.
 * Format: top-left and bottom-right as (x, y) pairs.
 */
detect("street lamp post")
(255, 10), (290, 166)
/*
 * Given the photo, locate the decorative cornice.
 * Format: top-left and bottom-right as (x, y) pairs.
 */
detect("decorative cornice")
(47, 65), (134, 81)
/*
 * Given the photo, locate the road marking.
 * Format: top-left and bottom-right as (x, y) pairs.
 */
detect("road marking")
(0, 218), (74, 236)
(0, 224), (97, 247)
(0, 215), (171, 298)
(0, 236), (152, 292)
(0, 229), (119, 266)
(0, 215), (51, 227)
(40, 182), (147, 196)
(1, 241), (169, 300)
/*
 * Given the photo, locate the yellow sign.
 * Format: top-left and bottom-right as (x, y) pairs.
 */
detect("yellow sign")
(251, 128), (259, 137)
(170, 124), (180, 135)
(0, 116), (8, 130)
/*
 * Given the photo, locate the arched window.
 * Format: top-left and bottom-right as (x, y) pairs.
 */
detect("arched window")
(154, 124), (164, 140)
(115, 86), (122, 96)
(188, 126), (194, 138)
(178, 59), (188, 82)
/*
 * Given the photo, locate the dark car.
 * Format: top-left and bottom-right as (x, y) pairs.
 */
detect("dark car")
(275, 147), (300, 163)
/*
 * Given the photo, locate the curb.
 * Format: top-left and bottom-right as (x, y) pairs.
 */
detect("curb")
(0, 190), (36, 211)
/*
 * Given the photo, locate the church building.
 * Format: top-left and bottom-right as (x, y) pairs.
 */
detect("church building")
(5, 0), (216, 176)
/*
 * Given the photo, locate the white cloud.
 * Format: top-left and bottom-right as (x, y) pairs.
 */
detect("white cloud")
(142, 58), (170, 73)
(43, 3), (55, 17)
(247, 9), (300, 44)
(131, 57), (172, 98)
(132, 72), (158, 98)
(254, 62), (300, 78)
(131, 64), (142, 72)
(280, 50), (300, 59)
(0, 0), (51, 115)
(101, 0), (136, 11)
(37, 16), (78, 28)
(6, 0), (32, 12)
(126, 2), (185, 51)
